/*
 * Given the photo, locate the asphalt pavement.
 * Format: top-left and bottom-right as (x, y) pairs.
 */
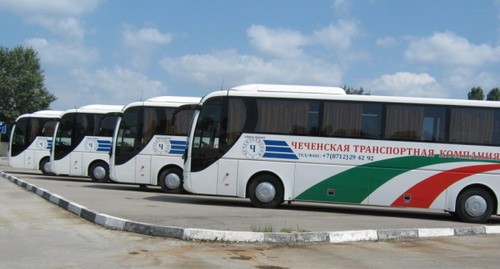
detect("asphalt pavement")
(2, 157), (500, 244)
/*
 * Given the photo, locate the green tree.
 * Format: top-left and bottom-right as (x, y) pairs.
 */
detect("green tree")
(342, 85), (370, 95)
(0, 45), (56, 123)
(467, 86), (484, 100)
(486, 88), (500, 101)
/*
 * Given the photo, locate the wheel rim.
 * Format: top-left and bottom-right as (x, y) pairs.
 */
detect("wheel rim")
(464, 195), (487, 217)
(43, 162), (51, 173)
(164, 173), (181, 190)
(93, 166), (106, 180)
(255, 182), (276, 203)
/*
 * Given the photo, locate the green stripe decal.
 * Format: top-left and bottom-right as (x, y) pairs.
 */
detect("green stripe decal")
(295, 155), (495, 204)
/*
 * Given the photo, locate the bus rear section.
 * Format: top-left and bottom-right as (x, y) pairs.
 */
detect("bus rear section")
(184, 84), (500, 223)
(51, 104), (123, 182)
(110, 96), (200, 193)
(9, 110), (62, 174)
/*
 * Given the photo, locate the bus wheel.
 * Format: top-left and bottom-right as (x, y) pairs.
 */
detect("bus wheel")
(455, 187), (494, 223)
(39, 158), (52, 175)
(159, 168), (184, 194)
(248, 174), (284, 208)
(89, 162), (109, 183)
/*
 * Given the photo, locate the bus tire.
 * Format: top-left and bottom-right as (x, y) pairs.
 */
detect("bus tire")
(39, 157), (52, 175)
(89, 162), (110, 183)
(159, 167), (184, 194)
(455, 187), (494, 223)
(248, 174), (284, 208)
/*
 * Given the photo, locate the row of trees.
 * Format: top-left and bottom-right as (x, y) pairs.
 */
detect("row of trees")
(467, 87), (500, 101)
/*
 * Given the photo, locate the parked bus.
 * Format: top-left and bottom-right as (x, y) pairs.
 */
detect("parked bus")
(8, 110), (63, 174)
(183, 84), (500, 223)
(51, 104), (123, 182)
(110, 96), (200, 193)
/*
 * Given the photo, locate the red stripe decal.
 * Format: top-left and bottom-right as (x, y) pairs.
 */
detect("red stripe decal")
(391, 164), (500, 208)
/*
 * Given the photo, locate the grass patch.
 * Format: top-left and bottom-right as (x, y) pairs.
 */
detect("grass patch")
(280, 225), (311, 233)
(250, 225), (311, 233)
(250, 225), (274, 233)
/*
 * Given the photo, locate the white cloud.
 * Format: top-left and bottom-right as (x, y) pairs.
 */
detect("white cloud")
(160, 49), (343, 89)
(65, 66), (167, 107)
(0, 0), (101, 16)
(370, 72), (446, 98)
(122, 25), (173, 48)
(247, 21), (361, 59)
(5, 0), (102, 67)
(444, 67), (500, 94)
(405, 32), (500, 66)
(312, 20), (361, 50)
(376, 36), (397, 47)
(29, 16), (85, 41)
(332, 0), (351, 16)
(160, 22), (365, 90)
(247, 25), (307, 58)
(24, 37), (99, 66)
(121, 25), (173, 68)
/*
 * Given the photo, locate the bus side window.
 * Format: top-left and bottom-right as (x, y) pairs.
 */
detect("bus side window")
(361, 103), (383, 139)
(421, 106), (446, 142)
(254, 99), (309, 135)
(493, 110), (500, 145)
(449, 107), (495, 145)
(322, 102), (363, 137)
(385, 104), (424, 141)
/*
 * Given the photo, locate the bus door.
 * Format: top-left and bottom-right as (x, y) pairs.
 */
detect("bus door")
(190, 96), (238, 196)
(70, 150), (83, 176)
(217, 159), (238, 196)
(134, 155), (151, 184)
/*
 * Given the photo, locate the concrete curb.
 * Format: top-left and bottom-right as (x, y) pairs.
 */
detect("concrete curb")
(2, 171), (500, 244)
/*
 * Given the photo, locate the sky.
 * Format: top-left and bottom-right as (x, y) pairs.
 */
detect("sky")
(1, 0), (500, 110)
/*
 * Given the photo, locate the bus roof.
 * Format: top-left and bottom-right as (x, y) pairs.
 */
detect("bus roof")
(231, 84), (346, 95)
(15, 110), (64, 121)
(62, 104), (124, 115)
(122, 96), (201, 110)
(204, 84), (500, 109)
(146, 96), (201, 103)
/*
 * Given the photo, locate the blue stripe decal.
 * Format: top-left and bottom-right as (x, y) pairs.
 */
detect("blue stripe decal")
(263, 140), (288, 146)
(263, 153), (299, 159)
(262, 140), (298, 160)
(97, 140), (112, 152)
(265, 146), (294, 153)
(169, 140), (186, 154)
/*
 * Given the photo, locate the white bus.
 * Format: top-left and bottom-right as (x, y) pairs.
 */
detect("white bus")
(183, 84), (500, 223)
(8, 110), (63, 174)
(51, 104), (123, 182)
(110, 96), (200, 193)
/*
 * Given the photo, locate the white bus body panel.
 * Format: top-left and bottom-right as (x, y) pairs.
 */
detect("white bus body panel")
(9, 137), (54, 170)
(51, 136), (112, 176)
(186, 133), (500, 214)
(111, 135), (187, 184)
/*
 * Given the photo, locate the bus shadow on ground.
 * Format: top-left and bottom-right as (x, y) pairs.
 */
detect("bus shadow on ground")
(2, 170), (92, 183)
(74, 180), (500, 225)
(142, 193), (500, 224)
(84, 184), (165, 193)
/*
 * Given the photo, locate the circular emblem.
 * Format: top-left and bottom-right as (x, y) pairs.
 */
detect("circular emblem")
(85, 138), (99, 151)
(242, 137), (265, 159)
(37, 138), (48, 149)
(153, 137), (171, 155)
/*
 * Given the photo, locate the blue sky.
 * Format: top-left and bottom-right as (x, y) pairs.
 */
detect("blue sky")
(1, 0), (500, 110)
